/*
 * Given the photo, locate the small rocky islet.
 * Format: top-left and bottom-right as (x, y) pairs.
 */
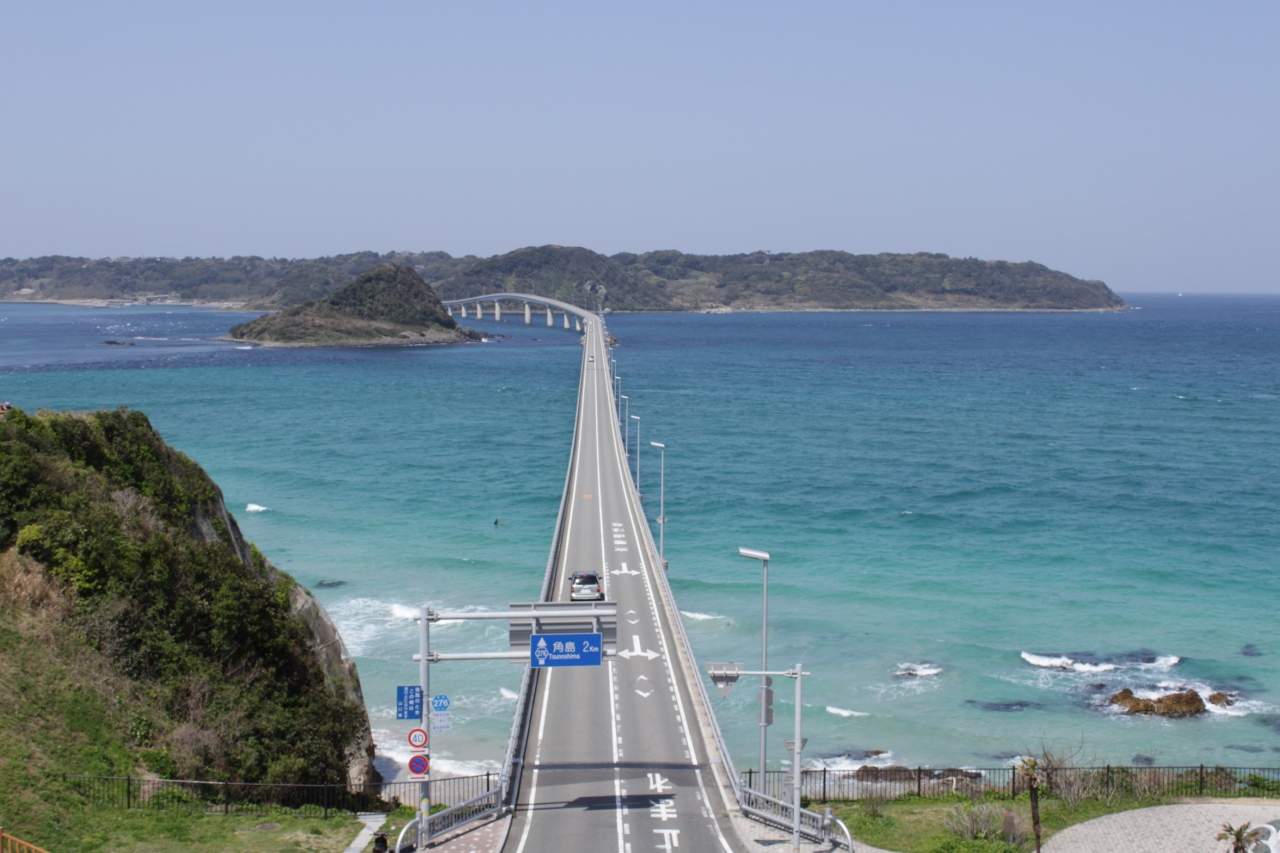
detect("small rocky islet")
(229, 263), (480, 346)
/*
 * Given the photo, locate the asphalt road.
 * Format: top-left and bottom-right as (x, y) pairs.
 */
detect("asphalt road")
(503, 318), (742, 853)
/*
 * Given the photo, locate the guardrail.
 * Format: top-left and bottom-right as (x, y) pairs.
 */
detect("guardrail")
(739, 764), (1280, 802)
(0, 828), (52, 853)
(64, 773), (494, 817)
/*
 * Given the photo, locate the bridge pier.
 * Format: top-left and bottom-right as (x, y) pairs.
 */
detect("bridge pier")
(575, 317), (581, 332)
(546, 307), (553, 326)
(524, 303), (531, 324)
(563, 312), (570, 329)
(446, 305), (453, 318)
(476, 302), (484, 320)
(494, 301), (501, 322)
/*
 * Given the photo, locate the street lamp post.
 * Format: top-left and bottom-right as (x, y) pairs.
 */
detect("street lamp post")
(739, 547), (771, 783)
(621, 396), (629, 454)
(651, 442), (665, 566)
(630, 415), (641, 493)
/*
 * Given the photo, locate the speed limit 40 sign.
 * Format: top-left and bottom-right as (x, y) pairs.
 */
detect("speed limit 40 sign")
(407, 728), (429, 749)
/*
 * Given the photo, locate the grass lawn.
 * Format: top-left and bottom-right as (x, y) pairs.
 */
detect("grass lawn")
(46, 810), (367, 853)
(819, 794), (1175, 853)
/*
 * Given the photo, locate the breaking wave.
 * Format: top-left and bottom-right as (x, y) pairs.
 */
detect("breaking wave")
(1021, 651), (1179, 674)
(826, 706), (869, 718)
(245, 503), (269, 513)
(896, 662), (943, 678)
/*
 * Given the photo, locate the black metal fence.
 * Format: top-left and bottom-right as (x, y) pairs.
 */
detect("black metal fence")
(740, 765), (1280, 803)
(65, 774), (496, 818)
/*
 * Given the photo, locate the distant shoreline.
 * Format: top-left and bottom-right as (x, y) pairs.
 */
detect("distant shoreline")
(4, 296), (1128, 314)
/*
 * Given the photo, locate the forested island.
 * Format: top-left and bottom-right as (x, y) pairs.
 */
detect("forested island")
(229, 262), (478, 346)
(0, 407), (378, 844)
(2, 246), (1126, 312)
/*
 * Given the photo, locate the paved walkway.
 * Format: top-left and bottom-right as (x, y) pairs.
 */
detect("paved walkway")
(343, 813), (389, 853)
(1043, 802), (1280, 853)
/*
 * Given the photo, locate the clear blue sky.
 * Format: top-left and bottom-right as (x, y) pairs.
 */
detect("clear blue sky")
(3, 2), (1277, 292)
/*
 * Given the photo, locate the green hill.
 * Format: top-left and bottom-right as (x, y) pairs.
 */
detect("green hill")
(2, 247), (1126, 312)
(0, 407), (377, 848)
(229, 263), (476, 345)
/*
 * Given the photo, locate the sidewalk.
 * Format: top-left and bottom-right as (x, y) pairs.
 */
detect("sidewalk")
(1043, 802), (1280, 853)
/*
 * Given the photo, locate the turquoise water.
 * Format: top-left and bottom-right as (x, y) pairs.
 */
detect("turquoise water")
(3, 296), (1278, 776)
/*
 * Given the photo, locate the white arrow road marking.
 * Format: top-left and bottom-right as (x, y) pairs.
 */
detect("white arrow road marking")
(647, 773), (672, 793)
(613, 561), (639, 576)
(617, 634), (660, 661)
(634, 675), (654, 698)
(624, 609), (640, 625)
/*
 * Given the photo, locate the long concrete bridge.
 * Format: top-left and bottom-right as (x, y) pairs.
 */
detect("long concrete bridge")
(411, 297), (851, 852)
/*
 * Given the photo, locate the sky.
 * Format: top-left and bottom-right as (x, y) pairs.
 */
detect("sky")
(3, 2), (1277, 292)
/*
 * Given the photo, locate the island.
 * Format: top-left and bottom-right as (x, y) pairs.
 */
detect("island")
(228, 262), (480, 346)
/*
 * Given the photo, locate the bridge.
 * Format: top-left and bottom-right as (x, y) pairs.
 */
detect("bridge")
(402, 296), (852, 852)
(442, 293), (594, 331)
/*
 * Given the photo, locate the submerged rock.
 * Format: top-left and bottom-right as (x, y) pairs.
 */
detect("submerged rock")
(1108, 687), (1207, 716)
(1208, 692), (1234, 707)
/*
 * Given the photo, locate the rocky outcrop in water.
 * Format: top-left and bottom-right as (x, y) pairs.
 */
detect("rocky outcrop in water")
(1108, 688), (1207, 716)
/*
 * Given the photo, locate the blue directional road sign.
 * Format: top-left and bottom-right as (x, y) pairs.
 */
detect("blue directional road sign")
(431, 694), (451, 713)
(530, 633), (603, 667)
(396, 686), (423, 720)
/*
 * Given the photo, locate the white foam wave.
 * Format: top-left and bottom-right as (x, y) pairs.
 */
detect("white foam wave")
(826, 706), (869, 718)
(500, 687), (518, 701)
(245, 503), (269, 513)
(1021, 652), (1118, 673)
(813, 751), (895, 771)
(390, 603), (420, 620)
(896, 662), (943, 677)
(680, 611), (722, 621)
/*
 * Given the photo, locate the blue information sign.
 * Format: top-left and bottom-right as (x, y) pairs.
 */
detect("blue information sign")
(530, 632), (603, 667)
(397, 685), (423, 720)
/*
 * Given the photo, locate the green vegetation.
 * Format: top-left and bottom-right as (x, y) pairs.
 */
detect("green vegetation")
(26, 810), (364, 853)
(822, 792), (1164, 852)
(3, 246), (1126, 312)
(230, 264), (475, 345)
(0, 407), (372, 849)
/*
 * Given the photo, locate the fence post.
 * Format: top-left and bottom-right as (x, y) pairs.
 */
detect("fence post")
(917, 767), (922, 798)
(1012, 768), (1017, 797)
(224, 781), (230, 815)
(822, 768), (827, 803)
(127, 776), (133, 810)
(1106, 765), (1111, 797)
(487, 771), (492, 792)
(1199, 765), (1205, 796)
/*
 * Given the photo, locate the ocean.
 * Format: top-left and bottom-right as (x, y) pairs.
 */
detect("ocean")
(3, 295), (1278, 778)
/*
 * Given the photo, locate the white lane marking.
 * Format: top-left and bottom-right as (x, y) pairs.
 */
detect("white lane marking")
(514, 668), (554, 853)
(613, 562), (639, 576)
(693, 768), (735, 853)
(634, 675), (654, 698)
(592, 332), (626, 853)
(617, 634), (660, 661)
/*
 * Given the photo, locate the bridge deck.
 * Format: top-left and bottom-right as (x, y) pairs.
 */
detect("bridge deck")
(502, 317), (742, 853)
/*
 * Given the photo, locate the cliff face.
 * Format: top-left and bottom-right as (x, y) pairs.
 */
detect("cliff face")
(0, 406), (378, 786)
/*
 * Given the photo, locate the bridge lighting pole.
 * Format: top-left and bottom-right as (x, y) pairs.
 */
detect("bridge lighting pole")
(621, 397), (629, 454)
(739, 547), (771, 782)
(651, 442), (666, 566)
(631, 415), (641, 494)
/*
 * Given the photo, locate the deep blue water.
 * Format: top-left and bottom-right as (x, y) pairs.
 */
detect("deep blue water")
(2, 295), (1277, 776)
